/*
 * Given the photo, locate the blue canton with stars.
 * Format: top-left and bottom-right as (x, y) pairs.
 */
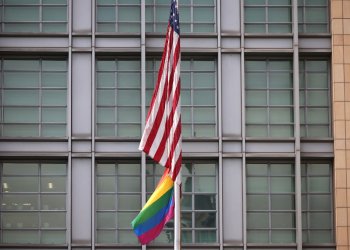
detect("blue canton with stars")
(169, 0), (180, 34)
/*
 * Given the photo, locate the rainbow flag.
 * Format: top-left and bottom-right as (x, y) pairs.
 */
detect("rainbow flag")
(131, 169), (175, 244)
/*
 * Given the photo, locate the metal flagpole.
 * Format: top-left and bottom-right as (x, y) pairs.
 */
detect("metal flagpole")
(173, 1), (181, 249)
(174, 171), (181, 250)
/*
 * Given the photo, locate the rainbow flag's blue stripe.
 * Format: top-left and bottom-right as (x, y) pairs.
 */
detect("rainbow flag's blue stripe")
(131, 171), (175, 244)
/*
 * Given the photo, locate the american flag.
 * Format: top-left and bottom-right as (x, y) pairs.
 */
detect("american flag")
(139, 0), (181, 181)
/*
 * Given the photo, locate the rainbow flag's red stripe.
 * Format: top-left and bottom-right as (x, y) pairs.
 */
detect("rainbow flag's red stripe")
(131, 170), (175, 244)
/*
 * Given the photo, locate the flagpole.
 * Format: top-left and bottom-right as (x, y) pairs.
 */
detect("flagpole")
(174, 170), (181, 250)
(173, 0), (181, 248)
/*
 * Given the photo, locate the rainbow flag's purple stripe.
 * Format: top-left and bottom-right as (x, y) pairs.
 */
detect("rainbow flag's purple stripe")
(131, 171), (175, 245)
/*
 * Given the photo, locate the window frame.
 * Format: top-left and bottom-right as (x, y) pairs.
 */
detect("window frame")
(95, 0), (141, 33)
(145, 0), (217, 34)
(299, 57), (331, 138)
(245, 57), (294, 138)
(244, 0), (292, 34)
(146, 56), (218, 138)
(246, 161), (296, 244)
(297, 0), (330, 34)
(0, 0), (68, 33)
(0, 161), (68, 244)
(301, 161), (334, 244)
(0, 57), (68, 138)
(95, 57), (142, 138)
(95, 161), (142, 244)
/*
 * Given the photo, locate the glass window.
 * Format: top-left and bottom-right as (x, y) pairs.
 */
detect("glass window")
(246, 162), (295, 243)
(147, 58), (217, 138)
(245, 59), (293, 138)
(301, 162), (334, 244)
(299, 59), (331, 138)
(298, 0), (329, 33)
(96, 0), (141, 33)
(0, 162), (67, 244)
(146, 162), (217, 244)
(1, 0), (67, 33)
(1, 58), (68, 137)
(244, 0), (292, 34)
(146, 0), (216, 33)
(95, 162), (141, 244)
(96, 59), (141, 137)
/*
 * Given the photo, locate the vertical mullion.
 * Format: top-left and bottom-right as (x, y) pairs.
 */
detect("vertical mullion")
(327, 60), (332, 137)
(300, 60), (305, 136)
(215, 60), (218, 137)
(115, 1), (118, 32)
(329, 162), (334, 241)
(1, 2), (3, 32)
(191, 60), (195, 137)
(115, 59), (118, 136)
(305, 163), (310, 242)
(305, 60), (308, 137)
(268, 163), (272, 243)
(115, 163), (118, 242)
(214, 0), (217, 33)
(326, 0), (330, 32)
(39, 59), (43, 137)
(266, 59), (270, 137)
(265, 0), (268, 33)
(191, 0), (194, 32)
(153, 0), (156, 32)
(38, 163), (42, 243)
(192, 163), (195, 243)
(40, 0), (43, 32)
(301, 0), (305, 33)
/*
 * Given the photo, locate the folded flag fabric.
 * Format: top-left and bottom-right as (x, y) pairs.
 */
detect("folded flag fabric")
(131, 169), (175, 245)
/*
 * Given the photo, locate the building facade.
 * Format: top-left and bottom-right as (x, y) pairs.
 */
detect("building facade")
(0, 0), (348, 250)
